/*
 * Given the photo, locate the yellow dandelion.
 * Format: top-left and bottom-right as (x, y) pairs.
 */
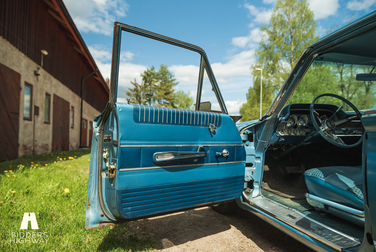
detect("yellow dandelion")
(31, 162), (33, 164)
(64, 188), (70, 193)
(4, 170), (8, 173)
(9, 170), (12, 173)
(6, 175), (9, 177)
(40, 168), (44, 170)
(54, 161), (56, 163)
(59, 158), (62, 161)
(45, 164), (48, 166)
(11, 191), (16, 194)
(68, 157), (74, 160)
(88, 159), (90, 161)
(68, 165), (71, 168)
(74, 156), (77, 158)
(35, 164), (38, 167)
(13, 175), (16, 177)
(64, 158), (66, 160)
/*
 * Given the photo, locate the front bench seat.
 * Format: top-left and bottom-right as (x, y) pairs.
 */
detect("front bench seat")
(304, 166), (364, 226)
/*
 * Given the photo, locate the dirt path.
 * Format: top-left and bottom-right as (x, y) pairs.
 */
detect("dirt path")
(128, 207), (314, 252)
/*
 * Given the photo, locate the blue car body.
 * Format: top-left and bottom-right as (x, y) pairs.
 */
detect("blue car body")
(86, 12), (376, 251)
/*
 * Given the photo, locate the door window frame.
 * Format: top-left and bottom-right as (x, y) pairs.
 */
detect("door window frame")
(108, 23), (228, 114)
(44, 93), (51, 124)
(23, 83), (33, 121)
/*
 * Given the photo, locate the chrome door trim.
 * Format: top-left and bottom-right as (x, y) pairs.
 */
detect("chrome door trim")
(119, 161), (245, 171)
(120, 144), (244, 148)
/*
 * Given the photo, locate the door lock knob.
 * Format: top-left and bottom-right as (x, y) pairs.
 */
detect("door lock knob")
(216, 149), (229, 158)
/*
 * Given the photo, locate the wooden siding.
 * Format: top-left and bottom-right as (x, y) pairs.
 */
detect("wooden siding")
(52, 94), (69, 151)
(0, 0), (108, 112)
(0, 63), (20, 161)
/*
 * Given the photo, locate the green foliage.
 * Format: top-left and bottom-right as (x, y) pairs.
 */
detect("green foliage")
(288, 61), (376, 111)
(288, 62), (337, 104)
(0, 150), (157, 251)
(126, 66), (157, 105)
(175, 90), (194, 110)
(240, 0), (319, 121)
(126, 64), (192, 109)
(154, 64), (179, 108)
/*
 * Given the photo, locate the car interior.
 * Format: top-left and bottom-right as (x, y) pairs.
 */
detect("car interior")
(244, 24), (376, 241)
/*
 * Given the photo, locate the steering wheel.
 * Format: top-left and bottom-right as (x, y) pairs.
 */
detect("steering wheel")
(310, 93), (364, 148)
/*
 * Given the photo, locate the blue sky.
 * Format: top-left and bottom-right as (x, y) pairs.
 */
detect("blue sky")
(63, 0), (376, 114)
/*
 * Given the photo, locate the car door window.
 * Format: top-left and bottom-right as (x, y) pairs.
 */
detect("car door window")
(117, 31), (222, 112)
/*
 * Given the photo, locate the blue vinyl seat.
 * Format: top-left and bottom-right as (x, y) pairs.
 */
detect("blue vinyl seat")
(304, 166), (364, 225)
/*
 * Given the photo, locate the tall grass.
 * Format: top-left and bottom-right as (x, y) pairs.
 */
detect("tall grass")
(0, 150), (157, 251)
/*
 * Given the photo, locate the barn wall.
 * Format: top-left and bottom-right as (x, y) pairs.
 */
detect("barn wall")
(0, 37), (100, 156)
(0, 0), (108, 113)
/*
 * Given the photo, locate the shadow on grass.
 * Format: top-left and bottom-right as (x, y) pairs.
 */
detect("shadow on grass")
(96, 221), (158, 251)
(96, 207), (313, 252)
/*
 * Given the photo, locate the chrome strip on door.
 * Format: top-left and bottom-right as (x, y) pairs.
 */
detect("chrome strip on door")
(120, 144), (244, 148)
(119, 161), (245, 171)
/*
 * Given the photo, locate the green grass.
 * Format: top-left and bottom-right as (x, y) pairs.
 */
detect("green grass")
(0, 150), (158, 251)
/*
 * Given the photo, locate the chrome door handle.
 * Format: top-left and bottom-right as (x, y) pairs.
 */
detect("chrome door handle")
(216, 149), (229, 158)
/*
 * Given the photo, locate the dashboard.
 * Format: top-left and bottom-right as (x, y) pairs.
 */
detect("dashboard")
(270, 103), (363, 145)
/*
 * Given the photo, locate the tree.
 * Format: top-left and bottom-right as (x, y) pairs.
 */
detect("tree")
(154, 64), (179, 108)
(240, 0), (319, 121)
(125, 78), (145, 105)
(126, 64), (188, 109)
(175, 90), (194, 110)
(141, 66), (157, 105)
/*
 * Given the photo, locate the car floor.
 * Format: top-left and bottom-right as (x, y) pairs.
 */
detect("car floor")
(261, 145), (364, 239)
(261, 189), (364, 239)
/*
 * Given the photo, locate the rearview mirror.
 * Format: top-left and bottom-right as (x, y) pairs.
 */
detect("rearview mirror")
(356, 73), (376, 81)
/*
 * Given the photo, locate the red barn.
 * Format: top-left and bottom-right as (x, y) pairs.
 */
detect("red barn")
(0, 0), (109, 161)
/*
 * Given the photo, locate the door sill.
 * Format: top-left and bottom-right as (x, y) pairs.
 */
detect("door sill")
(243, 195), (361, 251)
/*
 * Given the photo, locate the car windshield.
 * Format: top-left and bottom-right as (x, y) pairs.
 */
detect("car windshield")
(288, 59), (376, 111)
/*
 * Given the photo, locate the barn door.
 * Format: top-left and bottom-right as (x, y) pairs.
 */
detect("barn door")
(0, 63), (20, 161)
(52, 94), (69, 151)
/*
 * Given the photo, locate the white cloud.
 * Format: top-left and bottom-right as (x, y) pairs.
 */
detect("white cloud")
(347, 0), (376, 10)
(64, 0), (129, 35)
(308, 0), (339, 19)
(244, 4), (272, 24)
(231, 28), (263, 48)
(212, 50), (255, 82)
(263, 0), (276, 4)
(225, 100), (247, 114)
(169, 65), (199, 86)
(88, 45), (112, 62)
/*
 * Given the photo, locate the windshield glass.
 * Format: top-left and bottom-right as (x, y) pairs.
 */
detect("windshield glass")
(288, 60), (376, 111)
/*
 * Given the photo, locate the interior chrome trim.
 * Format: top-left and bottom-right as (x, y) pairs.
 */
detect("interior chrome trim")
(306, 193), (365, 217)
(245, 196), (360, 251)
(120, 144), (244, 148)
(119, 161), (245, 171)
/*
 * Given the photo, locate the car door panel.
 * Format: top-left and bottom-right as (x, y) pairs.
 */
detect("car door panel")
(102, 104), (245, 220)
(85, 23), (246, 229)
(362, 113), (376, 241)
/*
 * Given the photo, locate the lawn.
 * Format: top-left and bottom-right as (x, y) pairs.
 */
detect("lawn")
(0, 149), (158, 251)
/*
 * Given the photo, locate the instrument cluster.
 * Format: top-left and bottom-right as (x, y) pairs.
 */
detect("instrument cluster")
(276, 114), (311, 136)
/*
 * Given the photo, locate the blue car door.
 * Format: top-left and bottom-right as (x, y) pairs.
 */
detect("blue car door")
(85, 23), (246, 229)
(362, 110), (376, 244)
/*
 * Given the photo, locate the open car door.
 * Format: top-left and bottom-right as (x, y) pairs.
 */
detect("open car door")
(85, 23), (246, 229)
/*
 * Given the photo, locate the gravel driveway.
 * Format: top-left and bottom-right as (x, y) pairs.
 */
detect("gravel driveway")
(128, 206), (314, 252)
